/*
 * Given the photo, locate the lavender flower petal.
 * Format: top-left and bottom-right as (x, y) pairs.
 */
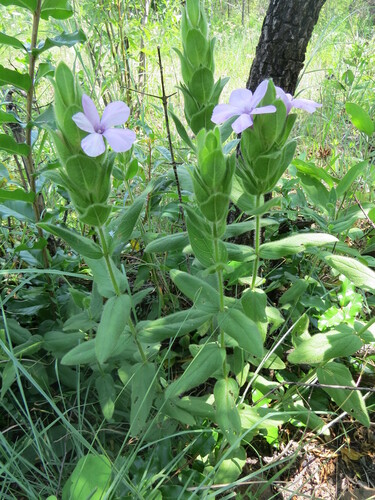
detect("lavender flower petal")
(292, 98), (322, 113)
(232, 113), (253, 133)
(72, 112), (95, 133)
(251, 80), (269, 108)
(229, 88), (253, 111)
(251, 105), (277, 115)
(81, 133), (105, 157)
(101, 101), (130, 128)
(82, 95), (100, 129)
(103, 128), (136, 153)
(211, 104), (238, 124)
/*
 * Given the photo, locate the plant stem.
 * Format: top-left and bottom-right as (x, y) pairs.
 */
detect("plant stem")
(251, 194), (262, 289)
(97, 226), (121, 297)
(213, 222), (225, 351)
(97, 226), (147, 363)
(357, 315), (375, 337)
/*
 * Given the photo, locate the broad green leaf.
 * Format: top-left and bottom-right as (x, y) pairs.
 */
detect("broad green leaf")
(0, 200), (35, 221)
(0, 188), (34, 203)
(145, 232), (189, 254)
(336, 161), (368, 198)
(169, 109), (195, 150)
(34, 30), (86, 55)
(324, 254), (375, 291)
(38, 223), (103, 260)
(43, 331), (85, 353)
(41, 0), (73, 19)
(218, 308), (263, 357)
(165, 342), (225, 399)
(214, 378), (242, 446)
(279, 279), (309, 306)
(137, 308), (212, 343)
(14, 335), (43, 357)
(185, 29), (207, 67)
(174, 395), (215, 419)
(317, 362), (370, 427)
(259, 233), (337, 260)
(0, 134), (30, 156)
(212, 447), (246, 484)
(293, 158), (335, 188)
(0, 65), (31, 92)
(0, 0), (36, 11)
(297, 173), (330, 210)
(223, 218), (276, 239)
(130, 362), (156, 436)
(86, 257), (127, 298)
(0, 318), (31, 344)
(162, 398), (196, 425)
(110, 195), (145, 245)
(95, 294), (131, 364)
(284, 400), (327, 433)
(95, 374), (116, 420)
(287, 327), (362, 365)
(0, 110), (19, 124)
(186, 215), (214, 267)
(62, 454), (111, 500)
(61, 339), (96, 366)
(345, 102), (374, 137)
(190, 67), (214, 103)
(0, 32), (25, 50)
(170, 269), (220, 312)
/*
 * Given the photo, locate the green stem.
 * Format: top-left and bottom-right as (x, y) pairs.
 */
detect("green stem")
(97, 226), (121, 296)
(357, 315), (375, 337)
(251, 194), (262, 289)
(213, 222), (226, 375)
(97, 226), (147, 363)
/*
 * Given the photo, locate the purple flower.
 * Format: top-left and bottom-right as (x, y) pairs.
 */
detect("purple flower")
(72, 94), (136, 157)
(211, 80), (277, 133)
(275, 87), (322, 114)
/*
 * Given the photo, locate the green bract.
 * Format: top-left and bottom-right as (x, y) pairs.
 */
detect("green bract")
(237, 80), (297, 196)
(176, 0), (228, 134)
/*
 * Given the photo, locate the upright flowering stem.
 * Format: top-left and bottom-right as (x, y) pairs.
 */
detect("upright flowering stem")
(213, 222), (227, 376)
(97, 226), (147, 363)
(251, 195), (262, 289)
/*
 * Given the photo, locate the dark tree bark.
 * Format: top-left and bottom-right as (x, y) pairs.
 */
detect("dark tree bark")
(247, 0), (327, 94)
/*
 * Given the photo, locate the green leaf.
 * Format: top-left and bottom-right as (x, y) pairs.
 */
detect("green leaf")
(0, 32), (25, 50)
(279, 279), (309, 306)
(1, 362), (16, 399)
(43, 331), (85, 353)
(317, 362), (370, 427)
(111, 195), (145, 245)
(0, 200), (35, 221)
(190, 67), (214, 103)
(95, 294), (131, 364)
(0, 65), (31, 92)
(165, 343), (225, 399)
(214, 378), (242, 446)
(297, 172), (330, 210)
(169, 109), (195, 150)
(185, 29), (207, 67)
(0, 134), (30, 156)
(335, 160), (368, 198)
(38, 223), (103, 260)
(293, 158), (335, 188)
(34, 30), (86, 55)
(137, 308), (212, 343)
(0, 0), (37, 11)
(0, 188), (34, 203)
(162, 398), (196, 426)
(62, 454), (111, 500)
(287, 327), (363, 365)
(41, 0), (73, 20)
(324, 254), (375, 292)
(218, 308), (263, 357)
(61, 340), (96, 366)
(0, 110), (19, 124)
(145, 232), (189, 254)
(95, 374), (116, 420)
(86, 256), (127, 298)
(345, 102), (374, 137)
(174, 395), (215, 419)
(213, 447), (246, 484)
(170, 269), (220, 312)
(186, 209), (214, 267)
(130, 362), (156, 436)
(259, 233), (337, 260)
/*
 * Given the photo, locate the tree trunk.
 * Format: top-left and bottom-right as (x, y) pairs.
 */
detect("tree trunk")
(246, 0), (327, 94)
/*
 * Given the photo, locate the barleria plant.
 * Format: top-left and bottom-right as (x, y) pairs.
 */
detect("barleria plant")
(1, 0), (375, 496)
